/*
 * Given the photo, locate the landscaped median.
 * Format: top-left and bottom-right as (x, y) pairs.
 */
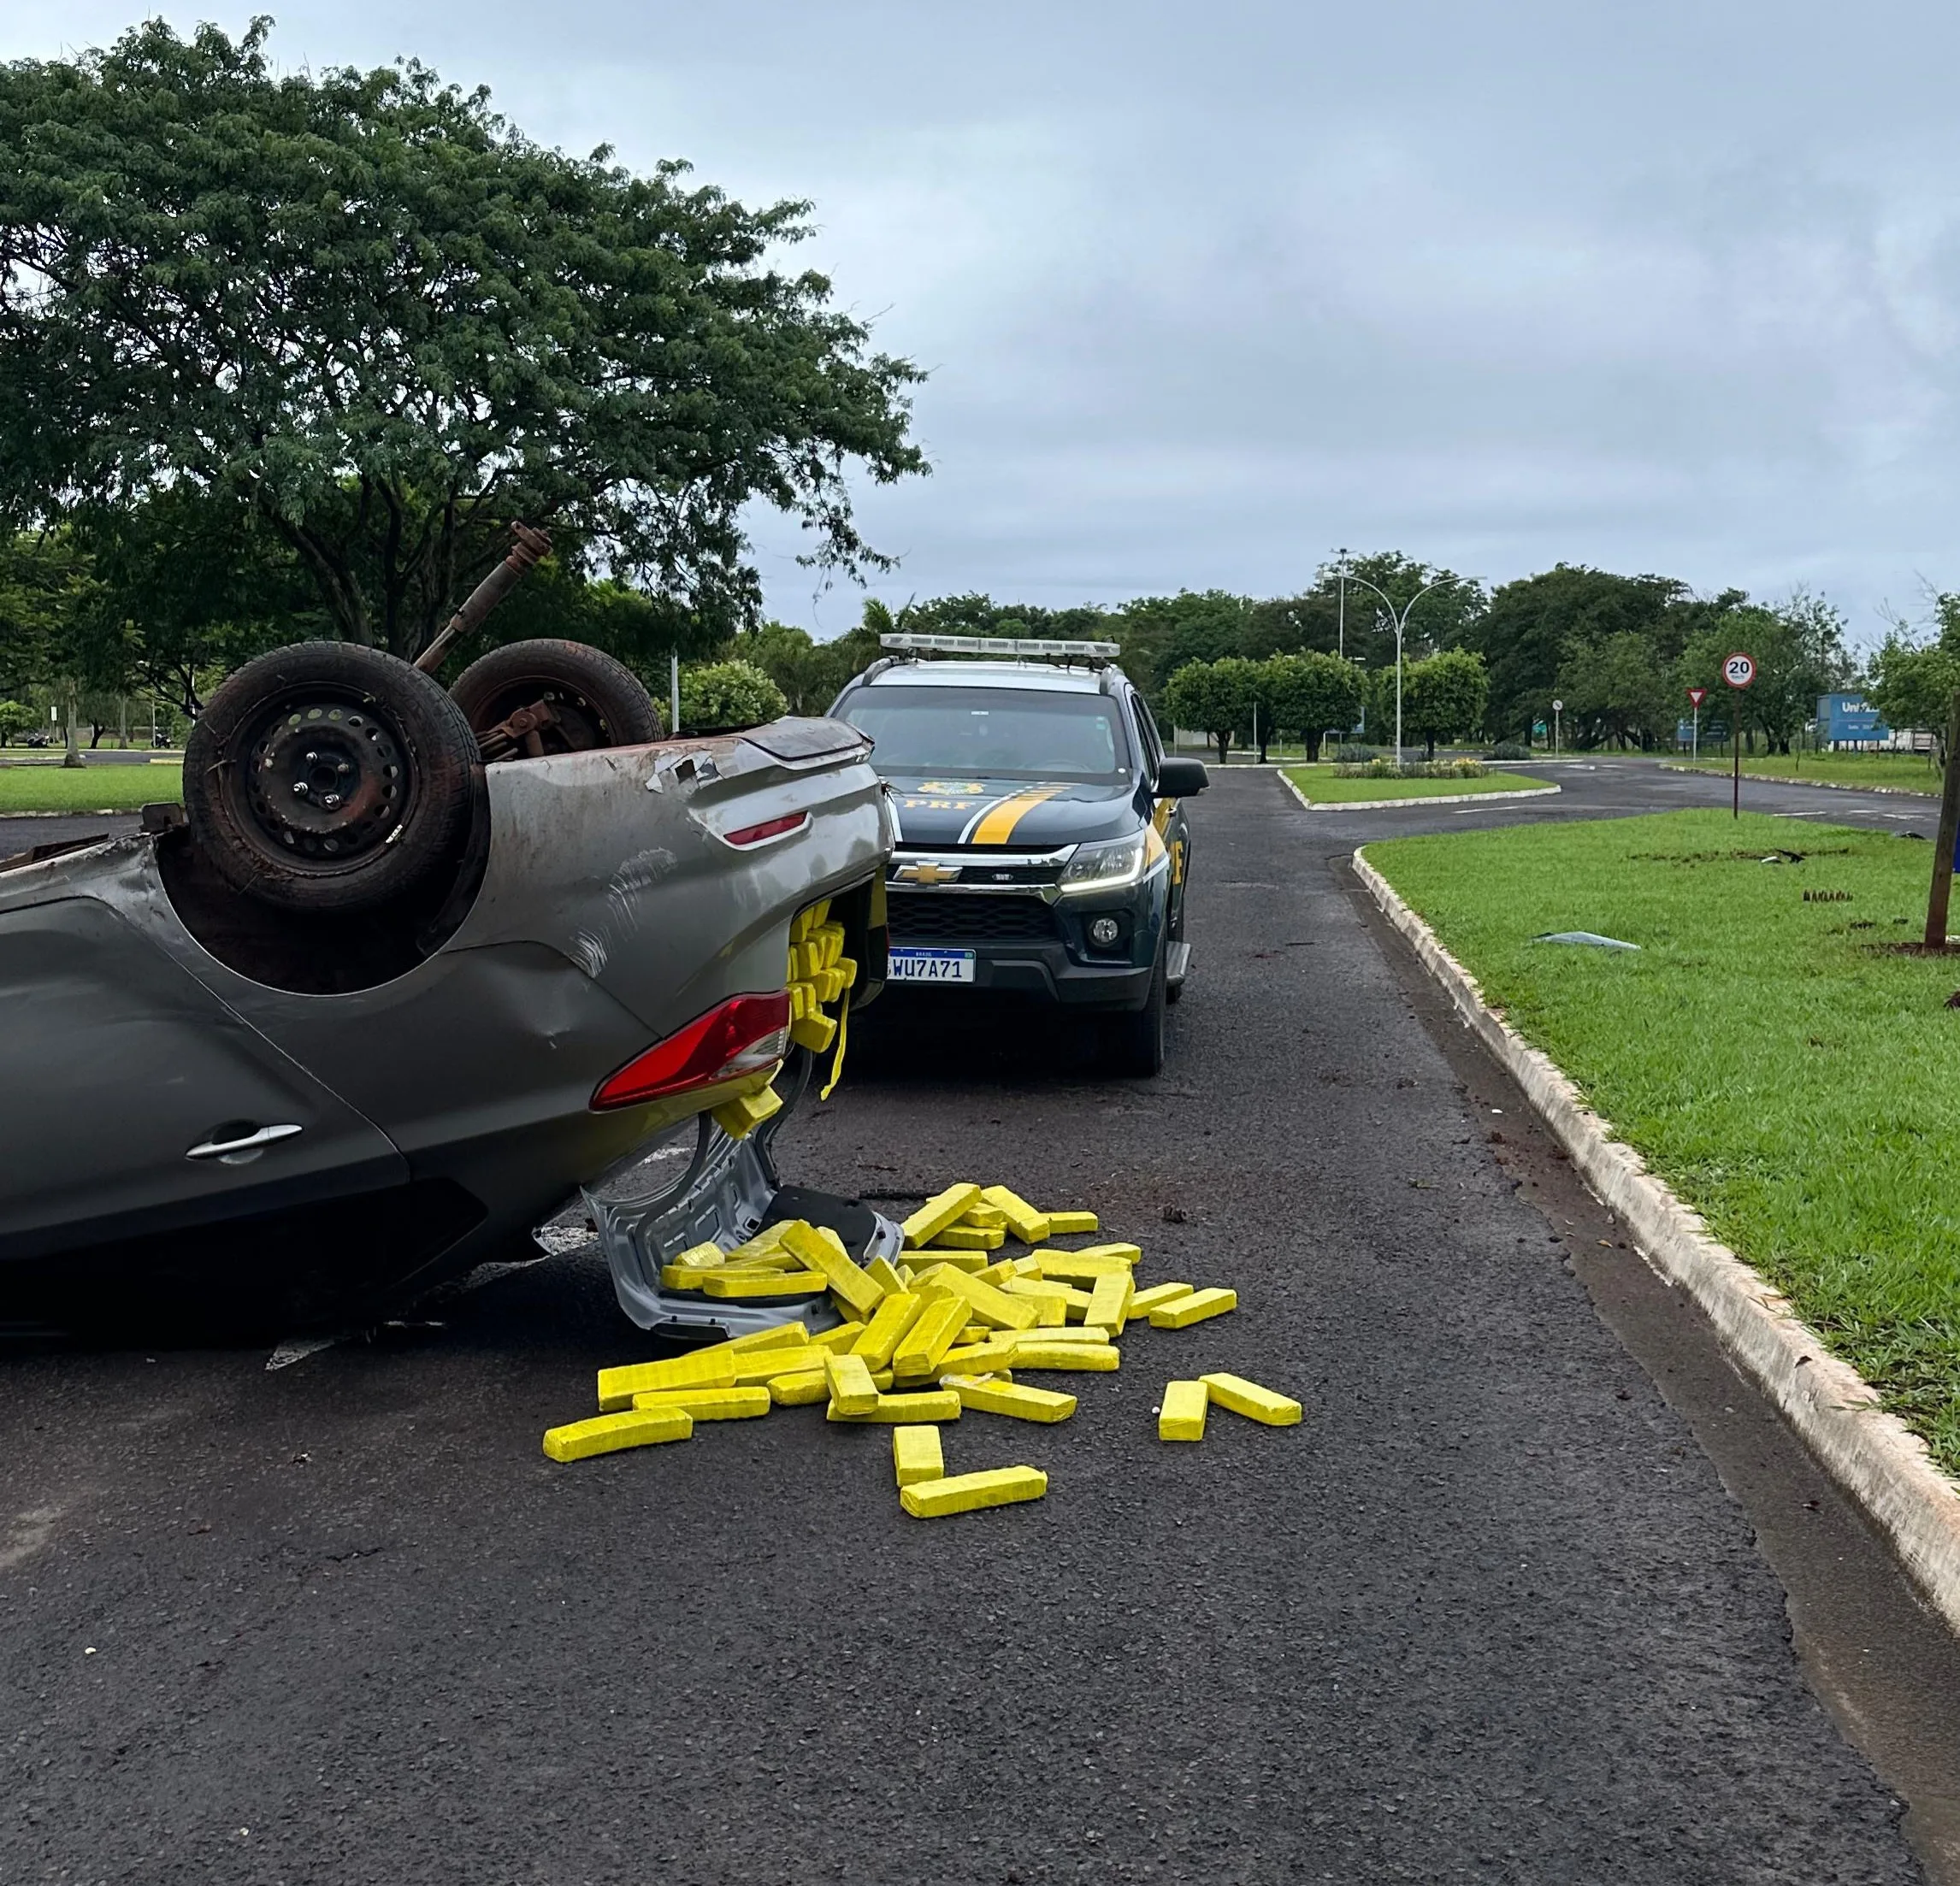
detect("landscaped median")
(1665, 753), (1939, 795)
(1361, 809), (1960, 1478)
(0, 760), (182, 814)
(1282, 763), (1556, 806)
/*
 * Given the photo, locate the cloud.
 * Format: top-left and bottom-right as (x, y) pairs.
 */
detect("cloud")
(8, 0), (1960, 641)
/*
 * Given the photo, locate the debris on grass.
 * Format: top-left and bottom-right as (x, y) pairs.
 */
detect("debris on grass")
(1532, 931), (1640, 950)
(546, 1185), (1295, 1512)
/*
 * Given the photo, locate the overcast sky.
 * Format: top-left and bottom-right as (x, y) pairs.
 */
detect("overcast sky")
(9, 1), (1960, 646)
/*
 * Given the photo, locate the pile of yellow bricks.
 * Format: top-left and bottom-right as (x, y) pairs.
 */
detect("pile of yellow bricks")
(543, 1182), (1301, 1517)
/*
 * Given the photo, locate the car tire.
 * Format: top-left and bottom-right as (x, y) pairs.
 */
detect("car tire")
(1102, 940), (1167, 1077)
(184, 641), (483, 916)
(449, 639), (662, 757)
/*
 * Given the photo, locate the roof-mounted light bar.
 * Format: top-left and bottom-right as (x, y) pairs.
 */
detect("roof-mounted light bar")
(880, 632), (1122, 663)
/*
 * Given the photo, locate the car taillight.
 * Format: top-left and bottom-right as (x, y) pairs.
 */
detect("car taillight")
(591, 992), (792, 1111)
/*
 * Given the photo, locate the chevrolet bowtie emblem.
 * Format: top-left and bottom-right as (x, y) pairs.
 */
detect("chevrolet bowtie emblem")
(896, 861), (961, 886)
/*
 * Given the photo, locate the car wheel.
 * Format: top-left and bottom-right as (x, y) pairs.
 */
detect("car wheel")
(184, 641), (483, 916)
(1102, 941), (1167, 1077)
(449, 639), (662, 757)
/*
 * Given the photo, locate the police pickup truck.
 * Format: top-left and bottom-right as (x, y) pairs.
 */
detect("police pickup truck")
(832, 634), (1207, 1076)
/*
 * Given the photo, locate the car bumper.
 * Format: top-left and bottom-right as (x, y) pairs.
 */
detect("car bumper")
(883, 877), (1166, 1013)
(582, 1073), (903, 1335)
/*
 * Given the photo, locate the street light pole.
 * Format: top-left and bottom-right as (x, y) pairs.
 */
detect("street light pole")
(1336, 546), (1349, 662)
(1341, 575), (1443, 766)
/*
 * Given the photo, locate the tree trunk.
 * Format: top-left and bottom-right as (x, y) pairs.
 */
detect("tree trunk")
(61, 692), (83, 769)
(1924, 687), (1960, 947)
(1213, 730), (1230, 765)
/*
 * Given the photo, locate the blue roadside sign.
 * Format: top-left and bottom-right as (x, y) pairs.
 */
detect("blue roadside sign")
(1818, 692), (1888, 745)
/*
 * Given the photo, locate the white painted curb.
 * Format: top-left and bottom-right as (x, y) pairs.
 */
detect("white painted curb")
(1278, 772), (1561, 814)
(1657, 763), (1933, 800)
(1353, 847), (1960, 1637)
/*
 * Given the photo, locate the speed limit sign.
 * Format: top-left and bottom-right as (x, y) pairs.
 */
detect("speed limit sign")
(1722, 651), (1756, 689)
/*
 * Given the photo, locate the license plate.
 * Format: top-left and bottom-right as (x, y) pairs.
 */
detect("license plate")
(887, 947), (977, 984)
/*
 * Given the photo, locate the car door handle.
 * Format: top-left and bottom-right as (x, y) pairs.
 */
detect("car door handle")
(186, 1123), (304, 1163)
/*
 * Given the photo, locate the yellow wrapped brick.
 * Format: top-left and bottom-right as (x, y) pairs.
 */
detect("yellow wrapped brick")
(999, 1277), (1072, 1326)
(809, 1322), (867, 1353)
(936, 1338), (1020, 1376)
(901, 1183), (984, 1248)
(1072, 1242), (1142, 1266)
(900, 1465), (1047, 1518)
(865, 1256), (908, 1299)
(597, 1348), (736, 1412)
(669, 1241), (725, 1271)
(629, 1387), (771, 1420)
(827, 1389), (962, 1423)
(958, 1323), (990, 1347)
(701, 1269), (827, 1300)
(711, 1085), (782, 1141)
(893, 1424), (945, 1488)
(824, 1351), (881, 1417)
(903, 1247), (989, 1272)
(1200, 1372), (1303, 1427)
(1128, 1282), (1195, 1319)
(1148, 1288), (1237, 1330)
(912, 1263), (1038, 1332)
(729, 1349), (818, 1385)
(1029, 1250), (1133, 1282)
(1159, 1380), (1208, 1441)
(979, 1185), (1051, 1244)
(658, 1265), (709, 1291)
(890, 1296), (971, 1380)
(940, 1375), (1077, 1423)
(929, 1223), (1006, 1252)
(769, 1368), (829, 1406)
(724, 1223), (794, 1263)
(781, 1220), (886, 1321)
(1004, 1341), (1120, 1372)
(1084, 1270), (1132, 1336)
(1042, 1210), (1099, 1235)
(961, 1203), (1007, 1231)
(544, 1407), (692, 1461)
(852, 1292), (925, 1370)
(731, 1323), (809, 1352)
(1003, 1323), (1108, 1345)
(791, 1011), (838, 1054)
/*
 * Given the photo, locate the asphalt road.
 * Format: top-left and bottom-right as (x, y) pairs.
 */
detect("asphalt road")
(3, 761), (1955, 1884)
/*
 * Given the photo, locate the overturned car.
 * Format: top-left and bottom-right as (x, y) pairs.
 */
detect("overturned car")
(0, 545), (894, 1335)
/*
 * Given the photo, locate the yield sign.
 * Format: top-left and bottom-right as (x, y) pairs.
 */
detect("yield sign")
(1686, 687), (1707, 707)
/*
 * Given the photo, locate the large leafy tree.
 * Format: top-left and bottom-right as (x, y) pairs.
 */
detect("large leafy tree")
(1162, 657), (1260, 765)
(1677, 592), (1854, 753)
(1554, 629), (1675, 750)
(1260, 651), (1363, 758)
(0, 20), (927, 660)
(1400, 649), (1489, 757)
(1465, 565), (1691, 742)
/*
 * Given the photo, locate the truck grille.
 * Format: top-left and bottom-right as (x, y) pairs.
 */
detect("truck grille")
(887, 892), (1058, 943)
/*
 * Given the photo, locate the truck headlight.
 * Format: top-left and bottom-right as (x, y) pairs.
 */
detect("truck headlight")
(1058, 830), (1156, 895)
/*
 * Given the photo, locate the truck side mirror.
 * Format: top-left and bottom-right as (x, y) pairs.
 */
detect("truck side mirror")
(1154, 757), (1209, 796)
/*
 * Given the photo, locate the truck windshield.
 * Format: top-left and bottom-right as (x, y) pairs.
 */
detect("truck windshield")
(840, 686), (1131, 782)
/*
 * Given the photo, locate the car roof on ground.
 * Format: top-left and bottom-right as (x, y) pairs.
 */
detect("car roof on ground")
(857, 661), (1110, 694)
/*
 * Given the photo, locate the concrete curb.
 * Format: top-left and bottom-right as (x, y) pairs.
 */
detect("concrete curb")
(1278, 773), (1562, 814)
(1658, 763), (1935, 800)
(1352, 846), (1960, 1639)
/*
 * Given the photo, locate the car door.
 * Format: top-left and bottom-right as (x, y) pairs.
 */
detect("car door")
(0, 897), (405, 1260)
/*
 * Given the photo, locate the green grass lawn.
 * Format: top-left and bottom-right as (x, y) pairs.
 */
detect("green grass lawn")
(1669, 751), (1940, 793)
(0, 761), (182, 813)
(1366, 809), (1960, 1474)
(1284, 764), (1555, 803)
